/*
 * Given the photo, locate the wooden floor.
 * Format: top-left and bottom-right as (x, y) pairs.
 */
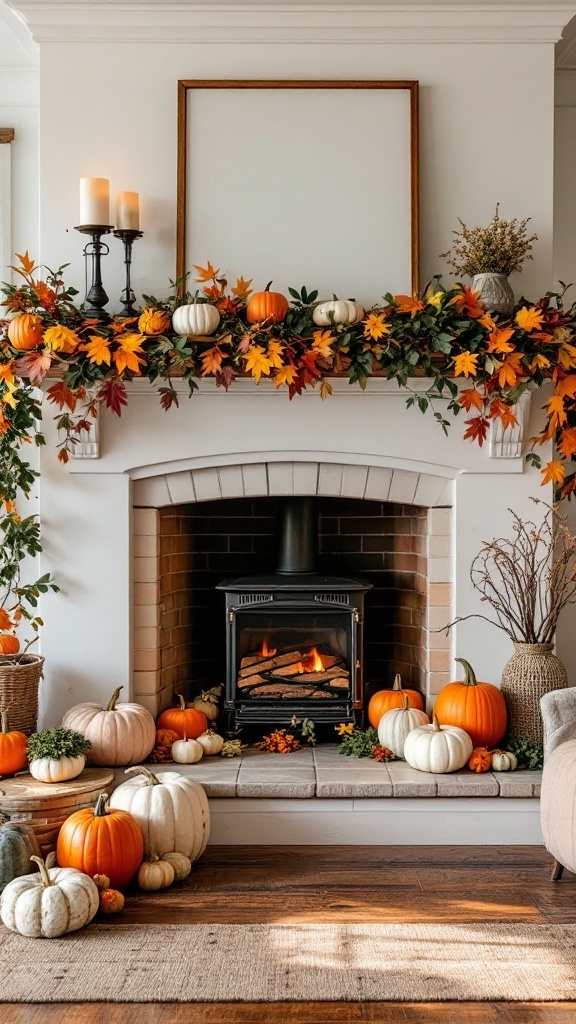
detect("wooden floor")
(4, 845), (576, 1024)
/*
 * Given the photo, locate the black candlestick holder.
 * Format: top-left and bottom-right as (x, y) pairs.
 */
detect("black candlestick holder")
(113, 228), (143, 317)
(74, 224), (113, 323)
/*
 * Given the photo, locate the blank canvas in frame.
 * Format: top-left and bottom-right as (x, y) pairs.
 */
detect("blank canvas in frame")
(178, 82), (419, 302)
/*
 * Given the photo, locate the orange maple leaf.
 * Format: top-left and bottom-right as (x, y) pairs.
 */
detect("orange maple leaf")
(463, 415), (490, 447)
(274, 364), (299, 389)
(487, 328), (515, 354)
(546, 393), (567, 430)
(530, 353), (551, 373)
(244, 344), (272, 383)
(267, 340), (285, 369)
(113, 333), (146, 376)
(453, 351), (478, 378)
(541, 460), (566, 486)
(451, 286), (484, 319)
(193, 261), (219, 283)
(558, 427), (576, 459)
(311, 330), (335, 359)
(200, 345), (224, 377)
(394, 295), (425, 317)
(231, 276), (253, 300)
(556, 375), (576, 400)
(478, 312), (497, 331)
(497, 352), (524, 389)
(84, 335), (111, 366)
(458, 388), (483, 412)
(558, 344), (576, 372)
(12, 251), (35, 277)
(515, 306), (545, 333)
(363, 313), (390, 340)
(489, 400), (517, 430)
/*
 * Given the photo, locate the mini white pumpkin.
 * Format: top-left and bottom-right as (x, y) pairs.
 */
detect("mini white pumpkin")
(171, 735), (203, 764)
(377, 696), (430, 758)
(491, 749), (518, 772)
(172, 302), (220, 337)
(190, 687), (221, 722)
(137, 855), (174, 891)
(403, 715), (473, 774)
(28, 754), (85, 784)
(161, 851), (192, 881)
(312, 298), (364, 327)
(0, 855), (99, 938)
(196, 730), (225, 756)
(109, 765), (210, 862)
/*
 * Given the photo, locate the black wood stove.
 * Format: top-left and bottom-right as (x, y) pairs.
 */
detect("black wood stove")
(217, 498), (371, 732)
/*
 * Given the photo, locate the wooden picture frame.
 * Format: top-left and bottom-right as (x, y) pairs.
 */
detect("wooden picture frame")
(177, 81), (419, 298)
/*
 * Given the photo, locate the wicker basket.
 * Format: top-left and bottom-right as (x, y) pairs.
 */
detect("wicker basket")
(500, 643), (568, 743)
(0, 654), (44, 735)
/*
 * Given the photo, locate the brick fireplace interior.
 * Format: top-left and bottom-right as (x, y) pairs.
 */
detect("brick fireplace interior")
(132, 496), (450, 721)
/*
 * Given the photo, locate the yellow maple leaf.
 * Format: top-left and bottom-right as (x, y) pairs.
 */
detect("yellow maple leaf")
(453, 351), (478, 378)
(267, 340), (285, 369)
(487, 328), (515, 354)
(541, 460), (566, 486)
(319, 379), (333, 400)
(113, 333), (146, 375)
(497, 352), (524, 389)
(84, 334), (111, 366)
(478, 312), (497, 332)
(192, 260), (219, 283)
(274, 364), (299, 389)
(530, 353), (551, 372)
(558, 343), (576, 371)
(363, 313), (390, 340)
(200, 345), (224, 377)
(1, 379), (19, 409)
(244, 344), (272, 383)
(546, 393), (567, 429)
(311, 330), (335, 359)
(515, 306), (545, 333)
(231, 276), (253, 300)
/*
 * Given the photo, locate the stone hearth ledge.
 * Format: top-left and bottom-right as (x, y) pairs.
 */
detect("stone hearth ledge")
(109, 746), (541, 799)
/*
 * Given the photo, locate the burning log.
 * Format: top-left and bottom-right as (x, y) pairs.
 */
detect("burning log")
(239, 651), (304, 677)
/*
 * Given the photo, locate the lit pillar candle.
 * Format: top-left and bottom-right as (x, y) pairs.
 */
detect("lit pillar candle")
(115, 191), (140, 231)
(79, 177), (110, 226)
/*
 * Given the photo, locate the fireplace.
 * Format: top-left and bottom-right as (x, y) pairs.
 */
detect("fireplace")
(217, 498), (371, 730)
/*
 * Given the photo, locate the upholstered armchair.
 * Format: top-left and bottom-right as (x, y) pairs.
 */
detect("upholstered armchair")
(540, 687), (576, 880)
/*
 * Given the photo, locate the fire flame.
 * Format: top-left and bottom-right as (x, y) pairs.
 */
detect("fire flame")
(297, 647), (327, 674)
(259, 639), (277, 657)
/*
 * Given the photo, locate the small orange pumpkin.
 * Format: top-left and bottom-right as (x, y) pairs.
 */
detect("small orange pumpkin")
(0, 709), (28, 776)
(368, 674), (425, 728)
(467, 747), (492, 773)
(156, 693), (207, 740)
(0, 634), (19, 655)
(56, 793), (144, 889)
(433, 658), (507, 749)
(7, 314), (44, 351)
(246, 282), (289, 325)
(93, 872), (125, 914)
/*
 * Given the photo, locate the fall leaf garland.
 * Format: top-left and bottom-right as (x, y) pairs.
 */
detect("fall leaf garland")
(2, 254), (576, 498)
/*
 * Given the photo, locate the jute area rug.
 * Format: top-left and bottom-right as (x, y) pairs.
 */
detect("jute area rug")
(2, 922), (576, 1002)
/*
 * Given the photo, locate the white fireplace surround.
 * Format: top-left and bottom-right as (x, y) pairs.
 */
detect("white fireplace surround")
(36, 376), (551, 727)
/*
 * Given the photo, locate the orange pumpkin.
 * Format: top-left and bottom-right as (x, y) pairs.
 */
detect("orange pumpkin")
(7, 314), (44, 351)
(56, 793), (144, 889)
(156, 693), (207, 740)
(0, 634), (19, 655)
(0, 709), (28, 776)
(368, 673), (425, 728)
(433, 658), (507, 749)
(246, 282), (289, 325)
(467, 747), (492, 773)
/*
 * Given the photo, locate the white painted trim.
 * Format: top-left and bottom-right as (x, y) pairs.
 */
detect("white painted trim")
(0, 143), (12, 289)
(124, 377), (457, 397)
(208, 796), (543, 844)
(0, 1), (38, 63)
(7, 0), (573, 44)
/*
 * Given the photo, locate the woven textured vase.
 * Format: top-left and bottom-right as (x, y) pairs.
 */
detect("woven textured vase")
(472, 273), (514, 315)
(500, 643), (568, 743)
(0, 654), (44, 735)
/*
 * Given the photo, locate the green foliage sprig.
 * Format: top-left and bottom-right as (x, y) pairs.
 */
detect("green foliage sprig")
(440, 206), (538, 277)
(27, 727), (91, 762)
(338, 726), (379, 758)
(503, 735), (544, 770)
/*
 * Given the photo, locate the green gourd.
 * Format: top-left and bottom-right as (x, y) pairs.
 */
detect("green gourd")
(0, 820), (41, 893)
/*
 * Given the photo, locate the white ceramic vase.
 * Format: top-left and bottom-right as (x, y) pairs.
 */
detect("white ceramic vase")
(472, 272), (514, 315)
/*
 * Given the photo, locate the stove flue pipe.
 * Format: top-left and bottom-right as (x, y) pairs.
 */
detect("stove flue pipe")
(276, 497), (318, 574)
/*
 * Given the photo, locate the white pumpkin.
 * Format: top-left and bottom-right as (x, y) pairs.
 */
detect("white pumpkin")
(403, 716), (473, 774)
(0, 855), (99, 938)
(62, 686), (156, 767)
(171, 735), (203, 764)
(161, 851), (192, 881)
(109, 765), (210, 862)
(190, 687), (221, 722)
(172, 302), (220, 337)
(28, 754), (85, 784)
(377, 697), (430, 758)
(137, 855), (174, 891)
(491, 749), (518, 772)
(312, 299), (364, 327)
(196, 730), (225, 756)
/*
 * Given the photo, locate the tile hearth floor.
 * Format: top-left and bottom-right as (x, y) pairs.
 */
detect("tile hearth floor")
(115, 745), (542, 800)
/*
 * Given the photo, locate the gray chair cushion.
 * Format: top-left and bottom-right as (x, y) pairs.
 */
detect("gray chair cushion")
(541, 687), (576, 761)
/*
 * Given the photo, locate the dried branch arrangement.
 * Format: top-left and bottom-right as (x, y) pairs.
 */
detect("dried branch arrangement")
(447, 501), (576, 643)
